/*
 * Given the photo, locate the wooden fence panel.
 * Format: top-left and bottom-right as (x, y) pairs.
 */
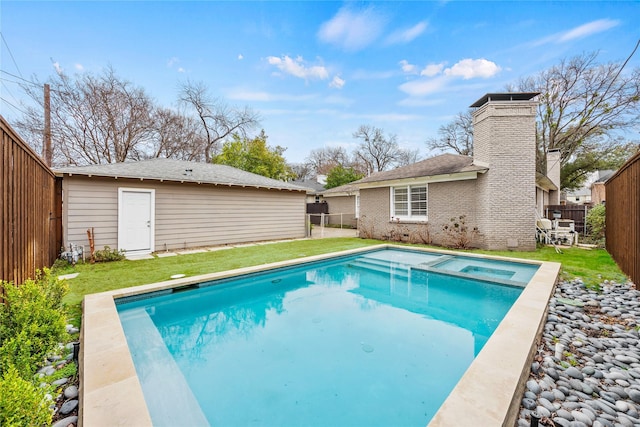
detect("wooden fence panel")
(544, 204), (591, 235)
(1, 116), (61, 287)
(605, 151), (640, 286)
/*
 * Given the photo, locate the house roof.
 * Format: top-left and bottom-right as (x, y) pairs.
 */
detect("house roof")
(322, 183), (360, 196)
(593, 170), (615, 183)
(55, 158), (308, 192)
(469, 92), (540, 108)
(536, 172), (558, 191)
(292, 179), (326, 194)
(322, 153), (487, 196)
(356, 153), (487, 184)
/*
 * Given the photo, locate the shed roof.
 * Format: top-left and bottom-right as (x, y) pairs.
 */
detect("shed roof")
(55, 158), (307, 192)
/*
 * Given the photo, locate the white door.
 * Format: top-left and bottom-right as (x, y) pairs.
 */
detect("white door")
(119, 189), (154, 253)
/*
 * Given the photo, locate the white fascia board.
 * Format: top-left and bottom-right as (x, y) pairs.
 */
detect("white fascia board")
(358, 171), (479, 189)
(323, 190), (359, 198)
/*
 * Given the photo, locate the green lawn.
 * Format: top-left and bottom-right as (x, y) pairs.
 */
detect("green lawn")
(59, 238), (628, 323)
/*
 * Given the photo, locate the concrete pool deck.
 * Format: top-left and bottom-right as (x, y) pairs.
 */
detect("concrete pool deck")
(79, 244), (560, 426)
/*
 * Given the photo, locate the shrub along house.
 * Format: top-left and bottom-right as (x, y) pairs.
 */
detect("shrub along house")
(55, 159), (308, 257)
(324, 93), (558, 251)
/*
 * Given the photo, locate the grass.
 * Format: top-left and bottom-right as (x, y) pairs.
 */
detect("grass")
(59, 238), (628, 324)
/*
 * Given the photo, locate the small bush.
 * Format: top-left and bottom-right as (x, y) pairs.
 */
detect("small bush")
(586, 204), (605, 243)
(0, 270), (68, 379)
(94, 245), (126, 262)
(442, 215), (479, 249)
(0, 365), (52, 427)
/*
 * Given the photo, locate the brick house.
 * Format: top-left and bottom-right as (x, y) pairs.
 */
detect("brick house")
(324, 93), (555, 251)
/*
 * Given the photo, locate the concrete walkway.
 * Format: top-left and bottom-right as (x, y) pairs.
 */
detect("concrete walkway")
(124, 227), (359, 260)
(309, 226), (359, 239)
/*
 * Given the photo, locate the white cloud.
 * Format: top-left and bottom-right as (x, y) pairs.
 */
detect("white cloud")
(420, 63), (445, 77)
(558, 19), (620, 42)
(238, 54), (244, 60)
(317, 6), (386, 51)
(528, 19), (620, 47)
(177, 67), (185, 73)
(444, 58), (501, 79)
(399, 60), (417, 74)
(399, 75), (451, 97)
(386, 21), (427, 45)
(329, 76), (345, 89)
(74, 63), (84, 71)
(167, 57), (179, 67)
(266, 55), (329, 81)
(52, 62), (63, 74)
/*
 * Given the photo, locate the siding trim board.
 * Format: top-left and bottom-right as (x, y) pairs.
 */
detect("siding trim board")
(62, 176), (306, 253)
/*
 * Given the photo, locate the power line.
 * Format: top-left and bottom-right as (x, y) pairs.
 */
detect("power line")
(0, 95), (27, 115)
(0, 69), (41, 87)
(0, 32), (24, 78)
(1, 79), (20, 106)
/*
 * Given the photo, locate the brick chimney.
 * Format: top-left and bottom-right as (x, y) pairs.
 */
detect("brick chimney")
(546, 149), (561, 205)
(471, 93), (539, 251)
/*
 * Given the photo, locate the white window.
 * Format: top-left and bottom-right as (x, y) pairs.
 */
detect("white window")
(391, 185), (427, 221)
(355, 194), (360, 218)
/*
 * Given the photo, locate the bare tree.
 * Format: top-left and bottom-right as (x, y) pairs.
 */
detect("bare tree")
(514, 47), (640, 176)
(178, 80), (260, 161)
(395, 147), (422, 166)
(304, 146), (350, 175)
(352, 125), (404, 173)
(150, 108), (206, 161)
(17, 66), (155, 166)
(289, 163), (314, 181)
(425, 110), (474, 156)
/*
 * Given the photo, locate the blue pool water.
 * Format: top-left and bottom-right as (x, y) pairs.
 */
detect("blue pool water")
(117, 248), (535, 426)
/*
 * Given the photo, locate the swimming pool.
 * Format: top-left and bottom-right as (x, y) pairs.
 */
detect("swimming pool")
(79, 245), (560, 426)
(115, 248), (534, 426)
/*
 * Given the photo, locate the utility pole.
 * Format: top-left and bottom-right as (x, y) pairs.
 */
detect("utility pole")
(43, 83), (52, 166)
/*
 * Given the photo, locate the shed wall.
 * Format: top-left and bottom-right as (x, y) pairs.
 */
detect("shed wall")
(62, 176), (306, 251)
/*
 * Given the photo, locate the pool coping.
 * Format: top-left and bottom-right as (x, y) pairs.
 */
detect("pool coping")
(78, 244), (560, 427)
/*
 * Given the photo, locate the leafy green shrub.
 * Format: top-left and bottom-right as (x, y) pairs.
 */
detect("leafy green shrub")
(0, 269), (68, 379)
(0, 365), (52, 427)
(48, 361), (77, 383)
(586, 204), (606, 243)
(94, 245), (126, 262)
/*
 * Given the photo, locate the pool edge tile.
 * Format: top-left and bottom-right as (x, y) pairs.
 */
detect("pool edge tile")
(79, 244), (559, 426)
(428, 260), (560, 427)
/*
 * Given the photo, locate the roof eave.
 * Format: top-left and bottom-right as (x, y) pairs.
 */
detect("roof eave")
(359, 170), (482, 189)
(59, 171), (306, 192)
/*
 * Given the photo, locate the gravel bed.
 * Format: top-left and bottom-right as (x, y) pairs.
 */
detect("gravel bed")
(517, 279), (640, 427)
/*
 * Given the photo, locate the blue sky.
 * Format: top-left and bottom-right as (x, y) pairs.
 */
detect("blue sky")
(1, 1), (639, 164)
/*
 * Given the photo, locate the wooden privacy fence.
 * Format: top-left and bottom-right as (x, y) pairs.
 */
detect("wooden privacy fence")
(544, 204), (591, 235)
(1, 115), (62, 287)
(606, 151), (640, 286)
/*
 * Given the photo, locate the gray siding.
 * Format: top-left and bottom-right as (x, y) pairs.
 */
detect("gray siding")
(62, 176), (306, 252)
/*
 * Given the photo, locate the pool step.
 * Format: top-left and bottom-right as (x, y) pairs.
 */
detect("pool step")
(348, 257), (411, 277)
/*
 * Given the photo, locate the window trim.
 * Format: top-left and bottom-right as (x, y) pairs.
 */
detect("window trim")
(390, 184), (428, 222)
